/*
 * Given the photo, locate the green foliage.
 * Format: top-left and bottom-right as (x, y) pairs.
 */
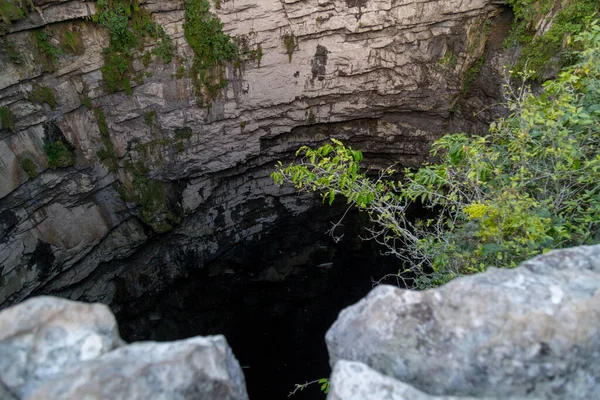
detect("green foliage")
(44, 140), (74, 169)
(0, 105), (15, 132)
(102, 50), (133, 93)
(60, 29), (85, 54)
(183, 0), (238, 106)
(506, 0), (600, 79)
(462, 55), (484, 94)
(119, 162), (176, 233)
(81, 95), (93, 109)
(0, 0), (33, 25)
(174, 126), (193, 139)
(35, 29), (62, 72)
(289, 378), (330, 396)
(29, 85), (57, 109)
(94, 107), (118, 172)
(175, 64), (186, 79)
(1, 37), (25, 64)
(144, 110), (156, 126)
(438, 50), (457, 68)
(283, 33), (296, 62)
(94, 0), (175, 94)
(256, 43), (263, 67)
(273, 22), (600, 288)
(20, 157), (37, 178)
(152, 33), (174, 63)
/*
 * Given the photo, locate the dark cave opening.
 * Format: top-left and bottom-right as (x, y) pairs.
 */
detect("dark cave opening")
(116, 204), (402, 400)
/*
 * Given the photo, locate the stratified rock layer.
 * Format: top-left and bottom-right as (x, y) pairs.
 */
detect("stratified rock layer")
(0, 0), (509, 318)
(326, 245), (600, 399)
(0, 296), (248, 400)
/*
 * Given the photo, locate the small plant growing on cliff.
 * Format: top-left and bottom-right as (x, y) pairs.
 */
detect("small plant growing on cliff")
(0, 105), (15, 132)
(0, 0), (34, 31)
(35, 29), (62, 72)
(283, 33), (296, 62)
(438, 50), (457, 68)
(44, 140), (74, 169)
(183, 0), (238, 106)
(505, 0), (600, 79)
(94, 0), (175, 94)
(272, 22), (600, 288)
(94, 108), (118, 172)
(20, 157), (38, 178)
(60, 29), (85, 55)
(29, 86), (57, 109)
(462, 55), (484, 94)
(1, 37), (25, 64)
(288, 378), (329, 397)
(256, 44), (263, 67)
(81, 95), (93, 109)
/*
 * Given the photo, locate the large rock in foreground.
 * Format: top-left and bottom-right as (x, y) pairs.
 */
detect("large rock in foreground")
(326, 245), (600, 399)
(328, 360), (475, 400)
(0, 297), (248, 400)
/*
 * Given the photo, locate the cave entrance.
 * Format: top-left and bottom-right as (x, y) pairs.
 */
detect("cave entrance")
(116, 204), (401, 399)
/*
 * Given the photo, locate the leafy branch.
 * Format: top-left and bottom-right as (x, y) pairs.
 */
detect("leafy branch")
(272, 20), (600, 288)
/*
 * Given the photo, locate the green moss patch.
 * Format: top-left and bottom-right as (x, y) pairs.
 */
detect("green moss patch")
(0, 0), (33, 34)
(20, 157), (38, 178)
(94, 0), (175, 94)
(0, 37), (25, 64)
(60, 28), (85, 55)
(29, 85), (57, 109)
(34, 29), (62, 73)
(94, 107), (119, 172)
(119, 161), (178, 233)
(506, 0), (600, 79)
(462, 55), (485, 94)
(439, 50), (458, 68)
(44, 140), (74, 169)
(183, 0), (238, 106)
(283, 33), (296, 63)
(0, 105), (15, 132)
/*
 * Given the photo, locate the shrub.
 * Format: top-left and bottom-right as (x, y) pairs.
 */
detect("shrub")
(283, 33), (296, 62)
(20, 158), (38, 178)
(0, 105), (15, 132)
(0, 0), (33, 24)
(1, 38), (25, 64)
(272, 21), (600, 288)
(506, 0), (600, 79)
(35, 29), (62, 72)
(183, 0), (238, 106)
(94, 0), (175, 94)
(44, 140), (74, 169)
(29, 86), (57, 109)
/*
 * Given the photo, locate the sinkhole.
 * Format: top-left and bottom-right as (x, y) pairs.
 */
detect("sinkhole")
(114, 203), (401, 399)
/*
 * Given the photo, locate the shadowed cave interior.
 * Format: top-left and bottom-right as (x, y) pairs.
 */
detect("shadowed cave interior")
(115, 203), (401, 399)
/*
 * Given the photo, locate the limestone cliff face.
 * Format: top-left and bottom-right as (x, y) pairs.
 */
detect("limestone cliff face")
(0, 0), (508, 310)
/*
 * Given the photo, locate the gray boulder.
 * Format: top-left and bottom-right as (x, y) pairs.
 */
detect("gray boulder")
(328, 360), (480, 400)
(0, 296), (248, 400)
(30, 336), (248, 400)
(0, 296), (123, 398)
(326, 245), (600, 399)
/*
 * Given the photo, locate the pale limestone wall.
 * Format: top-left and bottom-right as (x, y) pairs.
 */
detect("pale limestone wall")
(0, 0), (504, 307)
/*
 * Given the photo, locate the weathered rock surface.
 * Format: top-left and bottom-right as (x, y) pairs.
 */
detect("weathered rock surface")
(0, 296), (123, 398)
(0, 296), (248, 400)
(326, 245), (600, 399)
(0, 0), (511, 327)
(328, 360), (478, 400)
